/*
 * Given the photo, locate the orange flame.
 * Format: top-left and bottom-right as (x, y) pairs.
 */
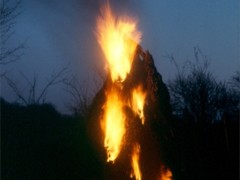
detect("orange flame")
(131, 85), (146, 124)
(131, 143), (142, 180)
(96, 3), (141, 82)
(96, 4), (172, 179)
(101, 89), (126, 162)
(159, 167), (173, 180)
(97, 3), (142, 163)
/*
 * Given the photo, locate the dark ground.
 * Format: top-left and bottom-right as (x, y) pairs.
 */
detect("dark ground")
(1, 98), (239, 180)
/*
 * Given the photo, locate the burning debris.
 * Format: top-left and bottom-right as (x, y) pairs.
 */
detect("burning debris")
(88, 3), (173, 180)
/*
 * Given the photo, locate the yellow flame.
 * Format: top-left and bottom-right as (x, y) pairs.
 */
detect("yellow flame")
(101, 89), (126, 162)
(131, 143), (142, 180)
(96, 3), (141, 82)
(132, 86), (146, 124)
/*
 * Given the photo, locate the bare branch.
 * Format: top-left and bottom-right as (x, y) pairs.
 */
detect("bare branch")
(36, 66), (69, 103)
(64, 76), (96, 116)
(3, 65), (69, 105)
(2, 75), (28, 105)
(0, 0), (24, 65)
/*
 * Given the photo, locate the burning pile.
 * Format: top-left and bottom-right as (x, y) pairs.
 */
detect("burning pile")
(89, 3), (173, 180)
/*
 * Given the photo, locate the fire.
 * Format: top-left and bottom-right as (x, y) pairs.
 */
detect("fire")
(131, 143), (142, 180)
(159, 167), (173, 180)
(96, 3), (172, 179)
(101, 88), (126, 162)
(131, 85), (146, 124)
(97, 2), (142, 163)
(96, 2), (141, 82)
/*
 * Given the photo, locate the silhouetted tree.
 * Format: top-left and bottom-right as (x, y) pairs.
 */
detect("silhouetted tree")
(168, 47), (239, 123)
(64, 76), (97, 117)
(0, 0), (24, 69)
(3, 66), (68, 105)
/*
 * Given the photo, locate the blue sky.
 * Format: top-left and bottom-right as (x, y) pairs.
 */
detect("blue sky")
(2, 0), (239, 113)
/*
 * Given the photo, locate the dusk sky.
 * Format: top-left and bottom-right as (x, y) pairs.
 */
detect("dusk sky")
(2, 0), (239, 113)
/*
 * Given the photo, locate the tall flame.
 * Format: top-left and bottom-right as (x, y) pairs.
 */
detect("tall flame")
(131, 143), (142, 180)
(97, 3), (142, 163)
(96, 3), (141, 82)
(131, 85), (146, 124)
(101, 89), (126, 162)
(96, 3), (173, 179)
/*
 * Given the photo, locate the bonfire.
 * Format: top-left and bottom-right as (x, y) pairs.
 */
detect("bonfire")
(88, 3), (173, 180)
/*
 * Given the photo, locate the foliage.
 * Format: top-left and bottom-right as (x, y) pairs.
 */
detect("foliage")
(1, 98), (103, 179)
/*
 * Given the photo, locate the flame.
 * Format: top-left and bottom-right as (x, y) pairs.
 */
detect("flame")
(101, 89), (126, 162)
(159, 167), (173, 180)
(131, 143), (142, 180)
(96, 4), (172, 179)
(97, 3), (142, 163)
(96, 3), (141, 82)
(131, 85), (146, 124)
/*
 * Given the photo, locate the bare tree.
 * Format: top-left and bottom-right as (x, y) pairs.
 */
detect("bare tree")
(64, 76), (100, 117)
(3, 66), (69, 105)
(230, 71), (240, 93)
(167, 47), (239, 123)
(0, 0), (24, 70)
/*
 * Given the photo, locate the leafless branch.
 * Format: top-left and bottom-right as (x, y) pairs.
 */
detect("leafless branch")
(0, 0), (24, 65)
(64, 76), (96, 116)
(2, 65), (69, 105)
(2, 75), (28, 105)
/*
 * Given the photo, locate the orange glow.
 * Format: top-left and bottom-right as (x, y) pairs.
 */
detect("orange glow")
(96, 3), (141, 82)
(159, 168), (173, 180)
(101, 89), (126, 162)
(131, 85), (146, 124)
(130, 143), (142, 180)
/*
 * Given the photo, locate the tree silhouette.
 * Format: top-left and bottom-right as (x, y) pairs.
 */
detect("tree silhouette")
(3, 66), (69, 105)
(168, 47), (239, 123)
(0, 0), (24, 68)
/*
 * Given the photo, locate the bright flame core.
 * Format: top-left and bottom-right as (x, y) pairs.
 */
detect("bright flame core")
(101, 89), (126, 162)
(97, 3), (142, 163)
(132, 86), (146, 124)
(96, 3), (141, 82)
(131, 143), (142, 180)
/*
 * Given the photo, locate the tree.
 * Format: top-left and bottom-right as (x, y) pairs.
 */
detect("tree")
(64, 76), (101, 117)
(2, 66), (69, 105)
(0, 0), (24, 66)
(167, 47), (238, 123)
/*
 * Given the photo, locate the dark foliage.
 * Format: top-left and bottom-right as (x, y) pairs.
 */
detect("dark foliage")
(1, 98), (103, 180)
(170, 119), (239, 180)
(167, 48), (239, 180)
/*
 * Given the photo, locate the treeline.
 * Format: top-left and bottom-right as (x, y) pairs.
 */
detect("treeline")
(1, 98), (103, 179)
(165, 48), (239, 180)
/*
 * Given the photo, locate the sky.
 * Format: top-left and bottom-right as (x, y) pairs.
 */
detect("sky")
(1, 0), (239, 113)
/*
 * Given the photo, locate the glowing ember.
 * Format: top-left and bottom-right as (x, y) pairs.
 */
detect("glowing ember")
(96, 2), (141, 82)
(101, 88), (126, 162)
(131, 85), (146, 124)
(131, 143), (142, 180)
